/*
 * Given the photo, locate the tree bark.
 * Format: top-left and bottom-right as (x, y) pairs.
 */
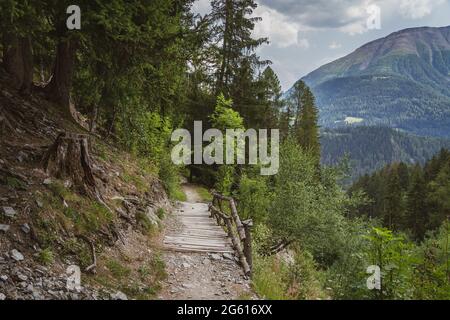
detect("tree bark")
(19, 37), (33, 95)
(42, 132), (101, 201)
(2, 34), (34, 93)
(45, 39), (78, 115)
(89, 104), (99, 133)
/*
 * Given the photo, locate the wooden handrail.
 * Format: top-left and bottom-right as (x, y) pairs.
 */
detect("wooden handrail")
(209, 192), (253, 277)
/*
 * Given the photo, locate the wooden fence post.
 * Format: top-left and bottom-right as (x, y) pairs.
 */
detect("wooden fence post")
(242, 219), (253, 276)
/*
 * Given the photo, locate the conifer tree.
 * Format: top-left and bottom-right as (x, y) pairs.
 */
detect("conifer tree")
(295, 86), (320, 161)
(406, 165), (428, 240)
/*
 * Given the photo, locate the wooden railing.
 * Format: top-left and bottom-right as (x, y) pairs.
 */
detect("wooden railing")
(209, 192), (253, 277)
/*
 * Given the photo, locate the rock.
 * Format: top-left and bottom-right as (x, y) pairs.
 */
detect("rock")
(222, 253), (234, 260)
(2, 206), (16, 218)
(36, 199), (44, 208)
(0, 224), (10, 232)
(145, 207), (161, 225)
(210, 253), (222, 261)
(0, 293), (5, 300)
(43, 178), (52, 185)
(1, 275), (8, 281)
(11, 249), (24, 262)
(182, 283), (194, 289)
(17, 274), (28, 281)
(181, 262), (191, 268)
(110, 291), (128, 300)
(21, 223), (30, 234)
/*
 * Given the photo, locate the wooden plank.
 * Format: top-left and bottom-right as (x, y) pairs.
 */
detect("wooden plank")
(164, 239), (231, 247)
(164, 246), (234, 253)
(163, 243), (232, 250)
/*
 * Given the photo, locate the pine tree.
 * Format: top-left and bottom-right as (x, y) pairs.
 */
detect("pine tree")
(295, 83), (321, 161)
(384, 167), (406, 230)
(406, 165), (428, 240)
(211, 0), (268, 96)
(256, 66), (283, 129)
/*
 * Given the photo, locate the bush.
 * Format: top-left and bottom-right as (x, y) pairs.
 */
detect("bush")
(237, 175), (270, 223)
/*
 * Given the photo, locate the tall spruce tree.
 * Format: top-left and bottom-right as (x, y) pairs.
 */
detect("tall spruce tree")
(258, 66), (283, 129)
(289, 81), (321, 161)
(210, 0), (268, 97)
(406, 165), (428, 240)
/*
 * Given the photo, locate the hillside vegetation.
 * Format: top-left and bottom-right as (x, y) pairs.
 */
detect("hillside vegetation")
(321, 126), (450, 180)
(299, 26), (450, 138)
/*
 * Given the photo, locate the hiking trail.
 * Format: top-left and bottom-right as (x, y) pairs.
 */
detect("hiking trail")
(158, 184), (255, 300)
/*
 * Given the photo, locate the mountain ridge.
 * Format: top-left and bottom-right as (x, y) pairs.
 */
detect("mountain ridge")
(291, 25), (450, 138)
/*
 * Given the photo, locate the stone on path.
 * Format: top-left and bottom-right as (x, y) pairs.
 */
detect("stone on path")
(11, 249), (24, 262)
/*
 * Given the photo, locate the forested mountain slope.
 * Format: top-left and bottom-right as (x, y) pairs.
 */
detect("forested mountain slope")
(321, 126), (450, 179)
(298, 26), (450, 137)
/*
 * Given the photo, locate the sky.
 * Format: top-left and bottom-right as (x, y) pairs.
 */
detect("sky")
(192, 0), (450, 90)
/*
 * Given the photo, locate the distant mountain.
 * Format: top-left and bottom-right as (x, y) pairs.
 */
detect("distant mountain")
(321, 126), (450, 180)
(297, 26), (450, 138)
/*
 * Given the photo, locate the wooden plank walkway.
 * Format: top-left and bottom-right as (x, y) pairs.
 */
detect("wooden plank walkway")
(163, 201), (234, 253)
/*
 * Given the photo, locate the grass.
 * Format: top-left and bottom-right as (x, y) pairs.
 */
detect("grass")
(171, 185), (187, 201)
(89, 253), (167, 300)
(38, 248), (54, 266)
(136, 211), (158, 236)
(195, 186), (213, 202)
(5, 176), (27, 190)
(122, 171), (148, 193)
(252, 255), (290, 300)
(156, 208), (166, 219)
(106, 259), (132, 280)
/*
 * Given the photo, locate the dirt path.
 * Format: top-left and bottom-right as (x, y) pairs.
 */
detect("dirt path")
(158, 184), (255, 300)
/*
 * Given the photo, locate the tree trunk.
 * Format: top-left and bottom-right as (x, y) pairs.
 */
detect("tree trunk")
(45, 39), (78, 115)
(2, 34), (33, 93)
(19, 37), (33, 95)
(89, 104), (99, 133)
(42, 132), (102, 201)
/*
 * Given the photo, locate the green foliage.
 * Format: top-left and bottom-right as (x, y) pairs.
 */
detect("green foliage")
(4, 176), (27, 190)
(288, 81), (321, 161)
(364, 227), (416, 299)
(210, 94), (244, 130)
(38, 248), (54, 266)
(107, 259), (131, 280)
(156, 208), (166, 220)
(269, 138), (351, 266)
(195, 186), (213, 202)
(237, 175), (270, 223)
(322, 126), (450, 182)
(215, 165), (234, 196)
(135, 212), (158, 236)
(252, 224), (326, 300)
(413, 222), (450, 299)
(349, 148), (450, 240)
(158, 154), (185, 201)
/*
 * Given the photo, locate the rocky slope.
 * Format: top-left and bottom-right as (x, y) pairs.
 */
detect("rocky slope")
(0, 70), (171, 300)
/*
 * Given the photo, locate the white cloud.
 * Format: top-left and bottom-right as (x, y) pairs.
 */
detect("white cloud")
(253, 4), (309, 48)
(192, 0), (211, 16)
(298, 38), (310, 49)
(329, 41), (342, 49)
(399, 0), (445, 19)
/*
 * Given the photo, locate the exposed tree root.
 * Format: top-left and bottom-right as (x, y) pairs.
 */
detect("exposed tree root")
(42, 132), (103, 200)
(75, 234), (97, 274)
